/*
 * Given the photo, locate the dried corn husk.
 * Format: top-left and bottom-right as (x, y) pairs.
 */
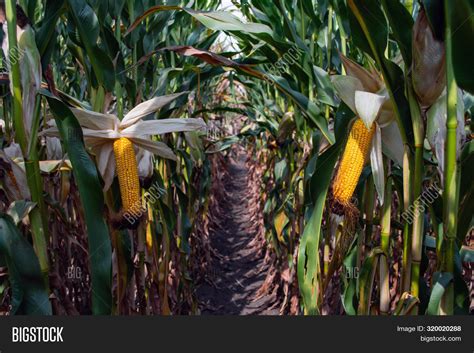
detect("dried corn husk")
(412, 7), (446, 108)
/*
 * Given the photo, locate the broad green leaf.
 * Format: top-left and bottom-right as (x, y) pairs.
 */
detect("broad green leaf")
(0, 215), (51, 315)
(184, 8), (274, 36)
(357, 248), (383, 315)
(44, 91), (112, 315)
(393, 292), (419, 315)
(342, 243), (358, 315)
(297, 104), (353, 314)
(127, 6), (273, 37)
(448, 0), (474, 94)
(313, 65), (337, 107)
(426, 271), (453, 315)
(67, 0), (115, 91)
(36, 0), (65, 56)
(274, 159), (288, 183)
(380, 0), (413, 65)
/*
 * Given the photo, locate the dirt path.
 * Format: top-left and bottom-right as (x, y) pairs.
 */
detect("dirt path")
(196, 146), (278, 315)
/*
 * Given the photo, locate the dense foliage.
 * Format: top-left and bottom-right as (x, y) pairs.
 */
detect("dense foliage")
(0, 0), (472, 315)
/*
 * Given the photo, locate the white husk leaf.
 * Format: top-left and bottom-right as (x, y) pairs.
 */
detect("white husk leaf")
(370, 124), (385, 205)
(355, 91), (386, 129)
(376, 88), (395, 127)
(331, 75), (364, 113)
(380, 121), (404, 166)
(121, 118), (206, 137)
(95, 144), (115, 191)
(120, 92), (188, 128)
(137, 149), (154, 178)
(43, 93), (206, 191)
(130, 138), (177, 161)
(426, 90), (466, 181)
(71, 108), (117, 130)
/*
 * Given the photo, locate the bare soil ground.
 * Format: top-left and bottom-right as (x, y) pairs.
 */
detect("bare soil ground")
(196, 147), (278, 315)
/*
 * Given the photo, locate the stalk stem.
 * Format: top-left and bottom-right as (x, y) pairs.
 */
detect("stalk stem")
(441, 2), (459, 315)
(408, 84), (425, 303)
(6, 0), (49, 282)
(380, 164), (392, 314)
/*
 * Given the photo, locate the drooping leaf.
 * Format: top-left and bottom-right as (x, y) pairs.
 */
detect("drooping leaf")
(297, 104), (353, 314)
(0, 215), (52, 315)
(426, 271), (453, 315)
(357, 248), (383, 315)
(159, 45), (334, 144)
(381, 0), (413, 65)
(43, 91), (112, 315)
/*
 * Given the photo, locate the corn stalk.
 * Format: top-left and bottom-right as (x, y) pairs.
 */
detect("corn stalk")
(440, 1), (459, 315)
(5, 0), (49, 282)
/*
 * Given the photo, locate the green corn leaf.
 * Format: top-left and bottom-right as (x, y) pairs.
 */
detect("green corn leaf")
(36, 0), (65, 56)
(0, 214), (52, 315)
(357, 248), (383, 315)
(426, 271), (453, 315)
(66, 0), (115, 91)
(43, 91), (112, 315)
(380, 0), (413, 66)
(447, 0), (474, 94)
(342, 243), (359, 315)
(297, 104), (353, 314)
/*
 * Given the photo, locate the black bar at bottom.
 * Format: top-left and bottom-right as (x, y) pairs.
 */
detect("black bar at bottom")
(0, 316), (472, 353)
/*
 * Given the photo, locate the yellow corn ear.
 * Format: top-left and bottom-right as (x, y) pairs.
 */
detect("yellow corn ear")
(113, 137), (141, 213)
(333, 118), (375, 205)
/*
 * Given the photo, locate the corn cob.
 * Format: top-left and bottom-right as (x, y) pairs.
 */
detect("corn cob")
(113, 137), (141, 213)
(333, 118), (375, 206)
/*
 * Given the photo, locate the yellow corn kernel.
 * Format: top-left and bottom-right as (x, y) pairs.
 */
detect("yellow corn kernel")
(113, 137), (141, 213)
(333, 118), (375, 205)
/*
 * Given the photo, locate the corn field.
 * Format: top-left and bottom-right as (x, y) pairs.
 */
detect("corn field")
(0, 0), (472, 316)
